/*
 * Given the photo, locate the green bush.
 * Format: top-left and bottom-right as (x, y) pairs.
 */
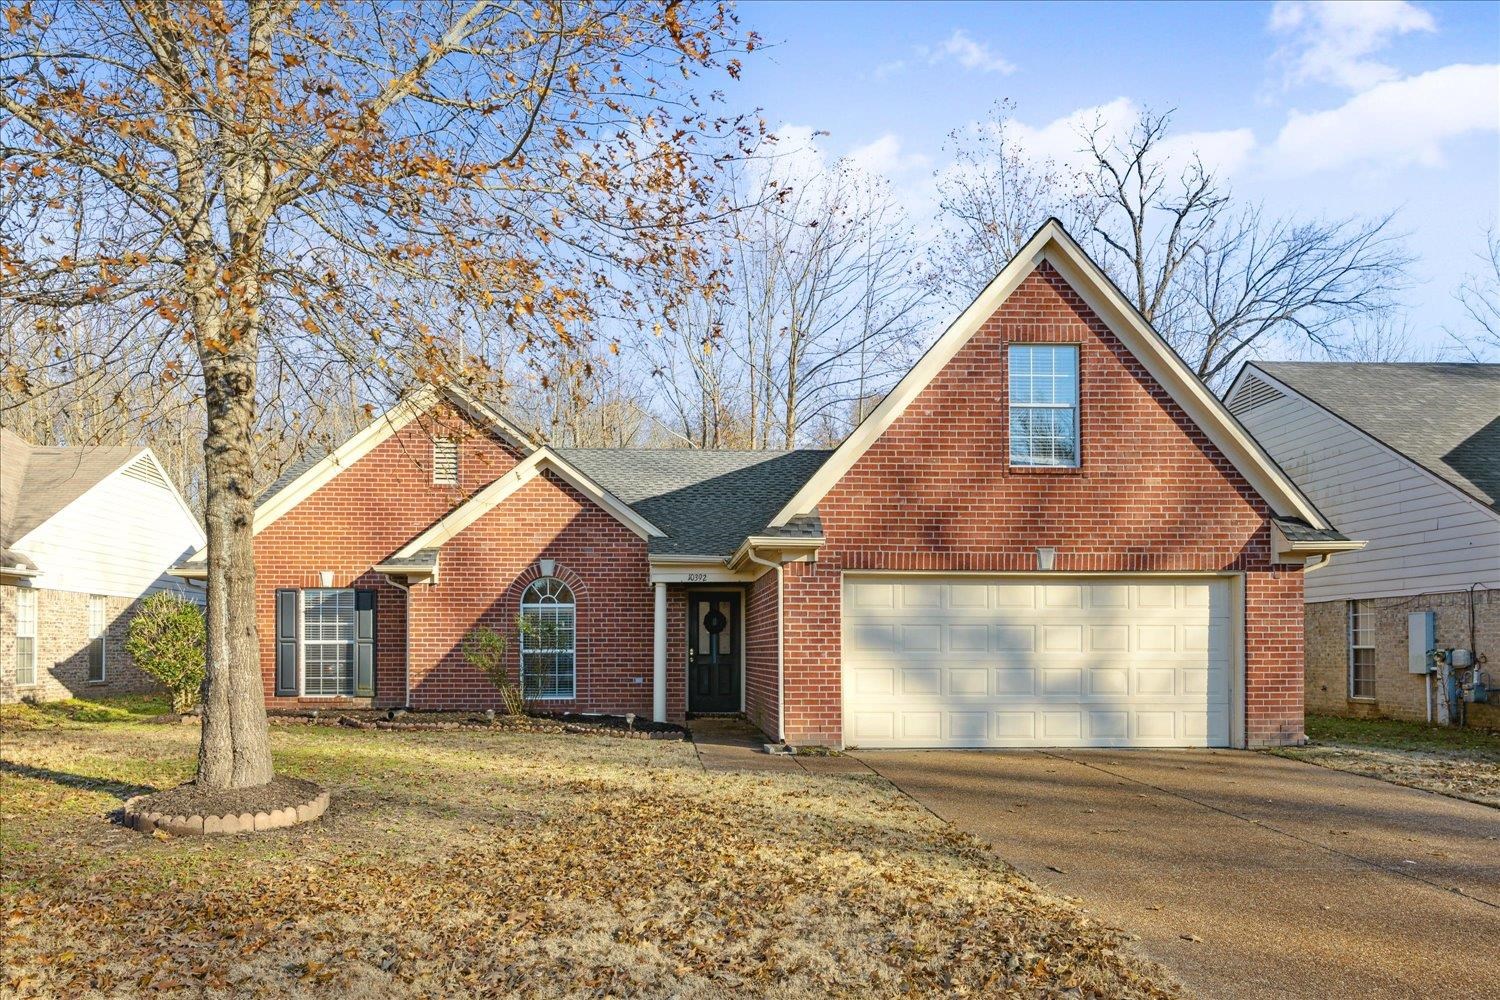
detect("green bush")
(124, 594), (206, 713)
(462, 626), (525, 716)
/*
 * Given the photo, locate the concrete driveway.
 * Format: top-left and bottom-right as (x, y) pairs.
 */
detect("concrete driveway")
(855, 749), (1500, 1000)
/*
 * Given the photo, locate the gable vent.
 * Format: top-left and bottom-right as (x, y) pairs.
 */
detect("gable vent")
(121, 454), (171, 490)
(1227, 375), (1286, 416)
(432, 439), (459, 485)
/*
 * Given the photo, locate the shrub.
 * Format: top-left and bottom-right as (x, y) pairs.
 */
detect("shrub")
(123, 594), (206, 713)
(462, 626), (525, 716)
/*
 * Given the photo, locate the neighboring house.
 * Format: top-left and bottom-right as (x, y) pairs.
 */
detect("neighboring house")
(173, 220), (1359, 749)
(1, 430), (206, 703)
(1226, 363), (1499, 729)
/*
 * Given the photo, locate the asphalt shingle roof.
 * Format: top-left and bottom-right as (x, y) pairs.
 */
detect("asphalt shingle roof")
(1254, 362), (1499, 515)
(555, 448), (832, 557)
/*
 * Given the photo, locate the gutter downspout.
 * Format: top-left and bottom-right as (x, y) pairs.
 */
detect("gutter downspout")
(745, 547), (784, 744)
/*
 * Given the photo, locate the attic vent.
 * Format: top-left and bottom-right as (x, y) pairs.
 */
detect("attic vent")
(1227, 375), (1286, 416)
(433, 439), (459, 485)
(121, 454), (170, 490)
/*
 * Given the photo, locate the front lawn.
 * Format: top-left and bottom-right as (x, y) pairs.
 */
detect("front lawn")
(1, 700), (1174, 998)
(1273, 714), (1500, 807)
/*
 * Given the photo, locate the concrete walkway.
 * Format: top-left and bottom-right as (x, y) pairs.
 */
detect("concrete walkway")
(688, 718), (872, 776)
(856, 748), (1500, 1000)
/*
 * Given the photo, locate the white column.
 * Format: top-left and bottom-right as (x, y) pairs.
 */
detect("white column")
(652, 582), (668, 723)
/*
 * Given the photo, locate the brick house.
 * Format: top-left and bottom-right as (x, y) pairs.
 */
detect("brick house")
(1226, 363), (1498, 729)
(173, 221), (1359, 748)
(1, 430), (205, 703)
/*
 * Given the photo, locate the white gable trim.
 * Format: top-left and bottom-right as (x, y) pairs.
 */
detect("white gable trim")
(11, 447), (205, 553)
(393, 446), (663, 557)
(769, 219), (1329, 529)
(1230, 364), (1500, 524)
(178, 384), (538, 566)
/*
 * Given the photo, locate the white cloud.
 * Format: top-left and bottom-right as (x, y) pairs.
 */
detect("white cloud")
(921, 29), (1016, 75)
(1269, 0), (1436, 90)
(871, 59), (907, 81)
(847, 133), (932, 177)
(1268, 63), (1500, 173)
(997, 98), (1254, 180)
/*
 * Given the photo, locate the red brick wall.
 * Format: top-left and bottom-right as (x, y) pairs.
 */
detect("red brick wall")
(406, 470), (659, 715)
(743, 569), (780, 739)
(253, 402), (524, 709)
(780, 263), (1305, 747)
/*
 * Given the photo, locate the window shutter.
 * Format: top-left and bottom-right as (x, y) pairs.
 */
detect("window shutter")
(354, 589), (376, 698)
(275, 589), (299, 696)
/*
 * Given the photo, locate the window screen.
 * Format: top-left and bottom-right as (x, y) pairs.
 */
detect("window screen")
(1348, 600), (1376, 700)
(520, 578), (575, 700)
(15, 589), (36, 687)
(302, 589), (356, 697)
(1008, 344), (1079, 467)
(87, 595), (106, 682)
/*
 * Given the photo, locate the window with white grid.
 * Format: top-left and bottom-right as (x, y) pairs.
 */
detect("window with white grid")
(1348, 600), (1376, 700)
(87, 595), (106, 682)
(520, 578), (575, 700)
(302, 589), (355, 697)
(433, 439), (459, 485)
(14, 589), (36, 687)
(1008, 344), (1079, 467)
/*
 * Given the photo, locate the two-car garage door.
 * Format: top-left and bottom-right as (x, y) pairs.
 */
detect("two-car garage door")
(842, 576), (1234, 748)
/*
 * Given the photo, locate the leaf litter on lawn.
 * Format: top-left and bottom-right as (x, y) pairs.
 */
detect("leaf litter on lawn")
(2, 721), (1179, 998)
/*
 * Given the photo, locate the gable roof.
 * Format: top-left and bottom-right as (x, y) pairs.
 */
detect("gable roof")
(1, 429), (157, 571)
(767, 218), (1332, 531)
(557, 448), (833, 557)
(1246, 362), (1499, 516)
(390, 447), (664, 563)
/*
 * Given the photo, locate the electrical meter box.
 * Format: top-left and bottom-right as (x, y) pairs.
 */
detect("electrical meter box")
(1408, 612), (1436, 674)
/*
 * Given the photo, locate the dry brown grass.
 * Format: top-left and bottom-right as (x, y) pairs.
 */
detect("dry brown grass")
(1, 705), (1177, 998)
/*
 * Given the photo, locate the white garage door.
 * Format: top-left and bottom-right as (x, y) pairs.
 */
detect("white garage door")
(843, 576), (1233, 748)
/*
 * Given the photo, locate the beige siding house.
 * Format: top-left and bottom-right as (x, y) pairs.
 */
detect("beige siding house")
(1, 429), (205, 703)
(1226, 363), (1499, 728)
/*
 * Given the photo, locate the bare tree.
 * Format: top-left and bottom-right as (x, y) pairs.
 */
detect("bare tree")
(1084, 110), (1411, 384)
(1449, 228), (1500, 361)
(931, 100), (1090, 305)
(729, 161), (930, 447)
(2, 1), (751, 790)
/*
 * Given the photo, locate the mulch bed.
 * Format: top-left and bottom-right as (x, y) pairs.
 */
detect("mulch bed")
(130, 776), (323, 818)
(266, 709), (688, 740)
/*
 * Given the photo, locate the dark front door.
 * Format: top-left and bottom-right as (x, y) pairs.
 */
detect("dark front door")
(688, 591), (741, 714)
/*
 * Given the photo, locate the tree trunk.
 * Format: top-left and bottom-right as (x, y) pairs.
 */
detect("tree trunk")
(196, 335), (275, 789)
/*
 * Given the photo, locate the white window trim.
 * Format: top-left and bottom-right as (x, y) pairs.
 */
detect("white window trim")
(520, 578), (577, 701)
(1008, 343), (1080, 468)
(87, 594), (107, 684)
(1348, 599), (1376, 702)
(299, 588), (357, 699)
(15, 589), (37, 687)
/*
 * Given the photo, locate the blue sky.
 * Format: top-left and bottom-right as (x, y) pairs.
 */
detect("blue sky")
(731, 0), (1500, 355)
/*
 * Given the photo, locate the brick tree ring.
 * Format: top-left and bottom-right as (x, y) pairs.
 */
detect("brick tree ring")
(123, 777), (328, 836)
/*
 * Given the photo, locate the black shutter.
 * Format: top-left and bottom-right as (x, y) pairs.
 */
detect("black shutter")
(354, 589), (376, 698)
(274, 589), (299, 696)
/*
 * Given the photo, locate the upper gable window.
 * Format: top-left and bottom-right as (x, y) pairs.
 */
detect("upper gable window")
(432, 439), (459, 485)
(1008, 344), (1079, 468)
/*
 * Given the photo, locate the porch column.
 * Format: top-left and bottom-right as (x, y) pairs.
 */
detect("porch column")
(652, 581), (667, 723)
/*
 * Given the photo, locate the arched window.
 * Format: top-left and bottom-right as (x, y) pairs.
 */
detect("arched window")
(520, 577), (575, 700)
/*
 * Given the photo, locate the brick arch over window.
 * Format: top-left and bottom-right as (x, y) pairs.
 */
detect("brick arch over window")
(499, 561), (589, 704)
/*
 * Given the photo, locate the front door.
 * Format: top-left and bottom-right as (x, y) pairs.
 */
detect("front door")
(688, 591), (741, 714)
